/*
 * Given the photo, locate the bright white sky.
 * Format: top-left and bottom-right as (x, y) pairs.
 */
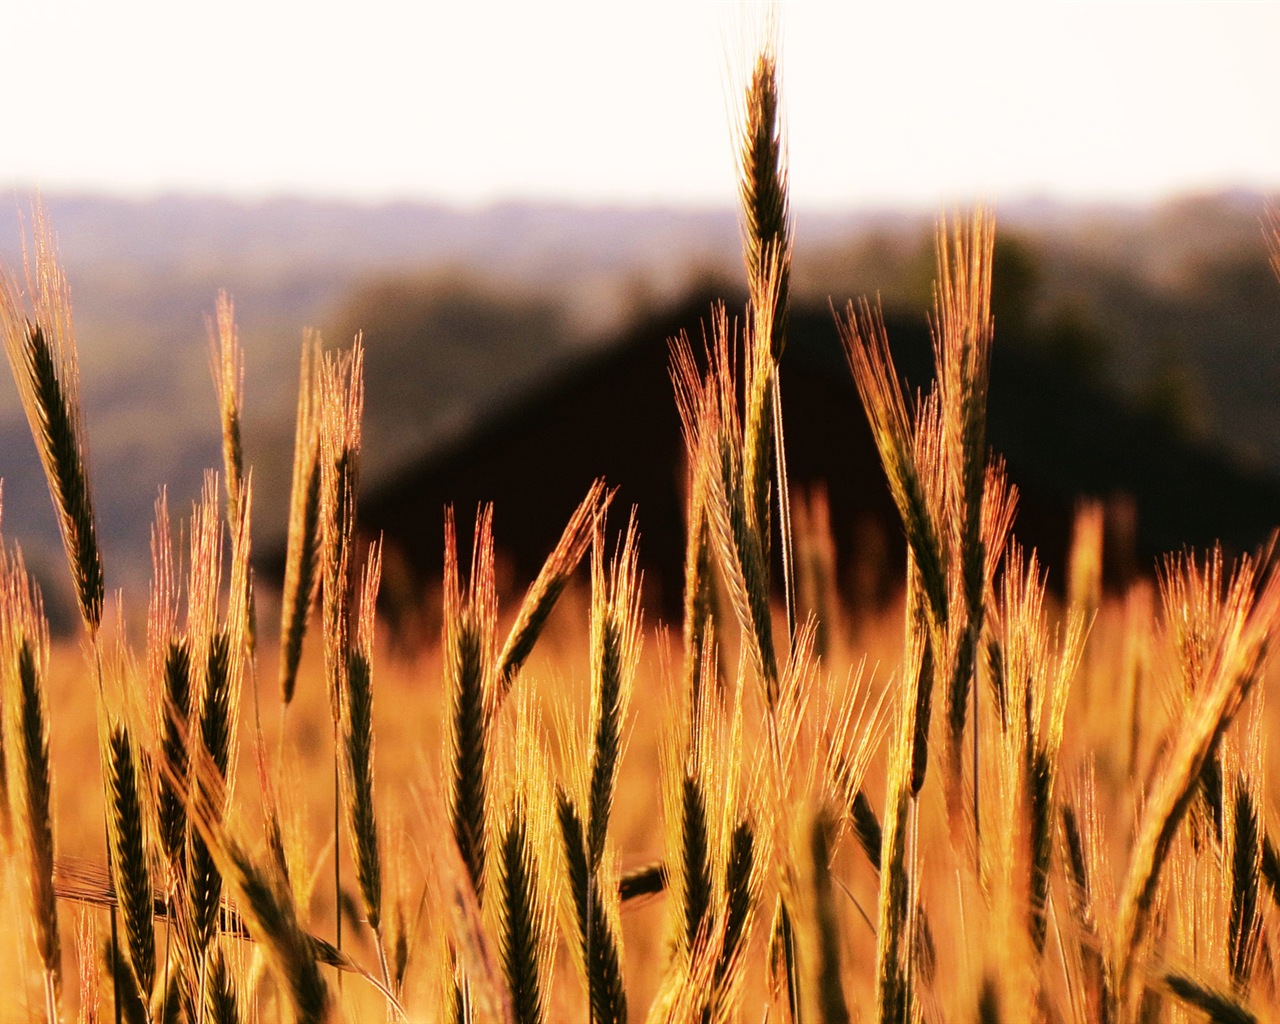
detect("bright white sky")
(3, 1), (1278, 210)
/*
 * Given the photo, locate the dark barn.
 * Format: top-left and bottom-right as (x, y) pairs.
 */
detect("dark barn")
(359, 293), (1280, 628)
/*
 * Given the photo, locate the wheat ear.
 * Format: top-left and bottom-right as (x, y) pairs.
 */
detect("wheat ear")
(1, 549), (61, 1018)
(734, 18), (795, 639)
(1228, 774), (1264, 991)
(932, 212), (995, 810)
(496, 478), (609, 702)
(278, 332), (323, 705)
(318, 339), (364, 968)
(100, 720), (156, 1005)
(557, 789), (627, 1024)
(876, 633), (926, 1024)
(342, 541), (388, 989)
(586, 513), (642, 870)
(0, 212), (104, 635)
(443, 504), (497, 902)
(494, 692), (556, 1024)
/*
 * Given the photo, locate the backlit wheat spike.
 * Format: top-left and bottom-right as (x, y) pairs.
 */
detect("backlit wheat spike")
(178, 485), (247, 987)
(187, 473), (225, 676)
(147, 490), (180, 699)
(279, 332), (323, 705)
(734, 15), (790, 359)
(718, 817), (759, 1007)
(319, 339), (364, 718)
(100, 720), (156, 1004)
(741, 247), (782, 547)
(204, 946), (239, 1024)
(656, 626), (763, 1021)
(317, 339), (363, 968)
(444, 504), (497, 900)
(876, 630), (926, 1024)
(1, 547), (61, 1019)
(679, 765), (714, 962)
(1227, 773), (1263, 992)
(1114, 548), (1280, 1002)
(995, 544), (1084, 967)
(1060, 773), (1115, 1024)
(0, 212), (104, 635)
(157, 639), (192, 876)
(209, 291), (246, 527)
(342, 540), (386, 986)
(556, 789), (627, 1024)
(839, 298), (948, 628)
(670, 327), (721, 700)
(980, 460), (1018, 594)
(209, 291), (257, 658)
(706, 408), (779, 698)
(586, 511), (642, 871)
(731, 14), (798, 650)
(674, 303), (780, 698)
(186, 630), (235, 958)
(809, 806), (851, 1024)
(932, 209), (996, 824)
(497, 477), (609, 702)
(206, 474), (251, 799)
(493, 691), (556, 1024)
(658, 634), (718, 964)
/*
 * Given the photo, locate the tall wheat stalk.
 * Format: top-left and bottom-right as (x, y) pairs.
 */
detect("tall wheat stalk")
(342, 540), (389, 991)
(555, 515), (641, 1024)
(318, 339), (365, 969)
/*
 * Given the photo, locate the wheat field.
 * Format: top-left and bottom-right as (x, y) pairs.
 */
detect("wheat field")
(3, 21), (1280, 1024)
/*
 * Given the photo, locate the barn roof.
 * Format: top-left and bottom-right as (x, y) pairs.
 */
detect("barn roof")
(358, 292), (1280, 620)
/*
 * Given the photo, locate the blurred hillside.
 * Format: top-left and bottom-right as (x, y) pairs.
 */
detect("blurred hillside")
(0, 191), (1275, 621)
